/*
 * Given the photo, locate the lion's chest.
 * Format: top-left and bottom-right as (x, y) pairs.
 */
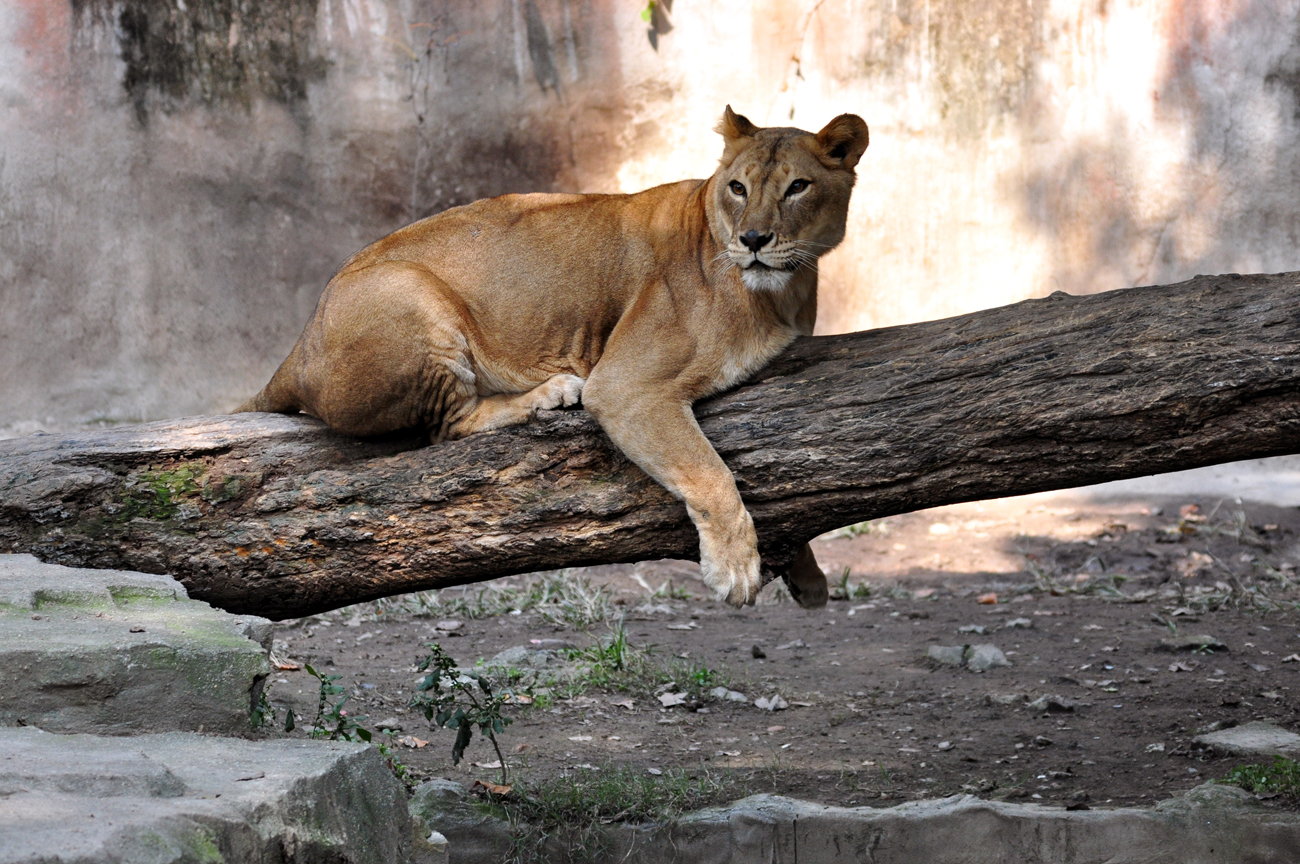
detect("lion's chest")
(705, 326), (798, 398)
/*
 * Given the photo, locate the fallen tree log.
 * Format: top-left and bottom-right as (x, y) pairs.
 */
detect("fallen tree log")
(2, 272), (1297, 619)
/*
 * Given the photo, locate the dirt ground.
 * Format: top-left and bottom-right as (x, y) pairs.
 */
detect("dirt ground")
(266, 491), (1300, 811)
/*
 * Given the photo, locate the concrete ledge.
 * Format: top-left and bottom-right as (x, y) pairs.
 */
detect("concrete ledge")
(0, 727), (439, 864)
(0, 554), (270, 734)
(413, 781), (1300, 864)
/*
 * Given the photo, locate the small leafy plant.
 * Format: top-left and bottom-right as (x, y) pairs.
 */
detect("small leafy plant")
(294, 664), (409, 785)
(412, 642), (517, 784)
(303, 663), (372, 742)
(250, 688), (276, 729)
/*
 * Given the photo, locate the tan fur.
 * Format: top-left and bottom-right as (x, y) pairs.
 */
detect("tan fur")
(239, 108), (869, 607)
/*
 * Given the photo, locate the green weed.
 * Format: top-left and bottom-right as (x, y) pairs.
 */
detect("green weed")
(1220, 757), (1300, 802)
(302, 663), (372, 743)
(549, 622), (734, 703)
(291, 664), (409, 785)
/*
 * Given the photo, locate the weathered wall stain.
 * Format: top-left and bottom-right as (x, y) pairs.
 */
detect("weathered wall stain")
(71, 0), (328, 123)
(523, 0), (560, 92)
(1264, 17), (1300, 119)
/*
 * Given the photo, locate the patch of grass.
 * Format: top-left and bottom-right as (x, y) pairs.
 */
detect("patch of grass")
(829, 566), (873, 601)
(643, 578), (693, 601)
(499, 765), (732, 863)
(822, 519), (886, 540)
(550, 622), (734, 703)
(1018, 550), (1144, 602)
(1164, 566), (1290, 614)
(359, 570), (614, 628)
(1220, 757), (1300, 803)
(480, 621), (736, 706)
(524, 572), (614, 629)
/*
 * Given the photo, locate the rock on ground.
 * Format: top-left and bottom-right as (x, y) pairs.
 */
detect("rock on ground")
(0, 726), (440, 864)
(926, 643), (1011, 672)
(1194, 721), (1300, 760)
(0, 554), (270, 734)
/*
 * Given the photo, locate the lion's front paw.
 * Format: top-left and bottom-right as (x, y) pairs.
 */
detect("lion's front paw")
(701, 548), (762, 607)
(534, 374), (586, 411)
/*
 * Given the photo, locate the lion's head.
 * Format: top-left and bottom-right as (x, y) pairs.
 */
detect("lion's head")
(708, 106), (869, 292)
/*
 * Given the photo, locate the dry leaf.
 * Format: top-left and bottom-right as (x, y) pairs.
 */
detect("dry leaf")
(977, 592), (999, 605)
(658, 692), (687, 707)
(1176, 551), (1214, 579)
(473, 779), (512, 796)
(396, 735), (428, 749)
(269, 651), (301, 671)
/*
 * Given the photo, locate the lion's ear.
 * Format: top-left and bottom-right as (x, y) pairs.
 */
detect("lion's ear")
(716, 105), (759, 141)
(716, 105), (760, 165)
(815, 114), (869, 171)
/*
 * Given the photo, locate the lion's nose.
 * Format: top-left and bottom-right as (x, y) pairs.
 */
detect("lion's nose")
(739, 230), (773, 252)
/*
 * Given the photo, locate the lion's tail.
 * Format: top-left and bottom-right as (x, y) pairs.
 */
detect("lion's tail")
(235, 352), (302, 415)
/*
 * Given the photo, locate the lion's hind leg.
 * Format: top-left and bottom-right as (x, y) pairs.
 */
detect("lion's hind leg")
(297, 263), (482, 438)
(300, 261), (583, 441)
(443, 373), (585, 439)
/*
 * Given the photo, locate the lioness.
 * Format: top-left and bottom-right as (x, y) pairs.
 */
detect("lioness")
(239, 106), (868, 608)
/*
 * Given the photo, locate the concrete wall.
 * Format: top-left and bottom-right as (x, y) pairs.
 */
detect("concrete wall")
(2, 1), (1299, 434)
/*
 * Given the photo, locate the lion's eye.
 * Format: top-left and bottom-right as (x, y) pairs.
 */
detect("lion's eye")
(785, 179), (811, 197)
(728, 180), (747, 197)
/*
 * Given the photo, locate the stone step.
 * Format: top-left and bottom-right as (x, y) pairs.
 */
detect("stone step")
(0, 726), (441, 864)
(0, 554), (270, 735)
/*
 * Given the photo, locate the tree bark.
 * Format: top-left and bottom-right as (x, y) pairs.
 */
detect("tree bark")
(2, 272), (1297, 620)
